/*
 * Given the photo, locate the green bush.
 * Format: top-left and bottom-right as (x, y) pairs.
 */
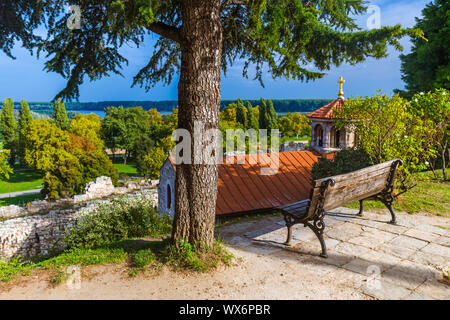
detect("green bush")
(312, 148), (372, 180)
(62, 196), (172, 249)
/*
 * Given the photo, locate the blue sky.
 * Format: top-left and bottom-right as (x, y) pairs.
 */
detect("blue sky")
(0, 0), (428, 102)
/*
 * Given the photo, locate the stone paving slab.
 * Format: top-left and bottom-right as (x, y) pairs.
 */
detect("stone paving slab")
(389, 235), (429, 251)
(435, 236), (450, 247)
(224, 206), (449, 300)
(404, 228), (441, 242)
(415, 279), (450, 300)
(415, 224), (447, 236)
(376, 242), (416, 260)
(363, 281), (412, 300)
(420, 243), (450, 259)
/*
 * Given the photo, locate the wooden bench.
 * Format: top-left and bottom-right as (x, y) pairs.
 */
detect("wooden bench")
(276, 159), (403, 258)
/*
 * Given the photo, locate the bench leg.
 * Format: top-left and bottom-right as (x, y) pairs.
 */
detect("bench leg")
(283, 214), (294, 246)
(358, 200), (364, 216)
(383, 200), (397, 224)
(305, 222), (327, 258)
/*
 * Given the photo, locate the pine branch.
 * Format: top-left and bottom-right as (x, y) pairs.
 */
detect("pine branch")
(146, 22), (181, 43)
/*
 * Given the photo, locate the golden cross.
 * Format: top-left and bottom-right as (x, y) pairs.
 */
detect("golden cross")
(337, 76), (345, 98)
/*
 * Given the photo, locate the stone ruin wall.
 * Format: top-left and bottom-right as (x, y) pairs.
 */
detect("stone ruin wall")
(0, 176), (159, 260)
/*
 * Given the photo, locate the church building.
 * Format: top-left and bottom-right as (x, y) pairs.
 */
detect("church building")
(308, 77), (356, 152)
(158, 77), (353, 218)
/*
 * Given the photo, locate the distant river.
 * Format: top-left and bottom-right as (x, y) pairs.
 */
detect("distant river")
(70, 109), (307, 119)
(70, 110), (172, 118)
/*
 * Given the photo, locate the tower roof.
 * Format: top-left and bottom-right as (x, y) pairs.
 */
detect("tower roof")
(307, 98), (346, 119)
(307, 76), (347, 119)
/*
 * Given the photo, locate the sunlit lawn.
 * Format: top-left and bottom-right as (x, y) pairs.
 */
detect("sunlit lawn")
(346, 170), (449, 217)
(0, 193), (43, 208)
(113, 163), (138, 177)
(0, 170), (43, 194)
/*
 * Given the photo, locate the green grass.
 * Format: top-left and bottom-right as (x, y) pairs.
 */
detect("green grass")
(0, 170), (43, 194)
(282, 135), (311, 143)
(113, 163), (138, 177)
(0, 193), (43, 208)
(0, 237), (233, 284)
(345, 170), (449, 217)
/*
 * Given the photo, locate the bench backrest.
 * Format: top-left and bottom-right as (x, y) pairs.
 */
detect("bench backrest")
(305, 159), (402, 219)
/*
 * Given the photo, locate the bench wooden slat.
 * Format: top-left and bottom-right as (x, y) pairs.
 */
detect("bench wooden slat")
(313, 160), (396, 186)
(278, 199), (310, 219)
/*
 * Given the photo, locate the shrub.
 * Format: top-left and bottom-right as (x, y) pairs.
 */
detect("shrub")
(62, 196), (172, 249)
(312, 148), (371, 180)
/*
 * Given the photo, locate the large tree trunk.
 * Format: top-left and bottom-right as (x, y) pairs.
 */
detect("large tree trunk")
(171, 0), (222, 248)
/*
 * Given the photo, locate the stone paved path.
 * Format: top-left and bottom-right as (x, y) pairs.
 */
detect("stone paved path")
(1, 207), (448, 300)
(219, 207), (449, 300)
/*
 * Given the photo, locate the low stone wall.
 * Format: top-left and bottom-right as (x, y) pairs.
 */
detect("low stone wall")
(0, 176), (159, 220)
(0, 183), (158, 260)
(280, 141), (306, 152)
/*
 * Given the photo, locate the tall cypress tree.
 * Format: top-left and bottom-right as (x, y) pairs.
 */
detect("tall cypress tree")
(246, 101), (258, 130)
(0, 98), (17, 165)
(236, 99), (246, 128)
(259, 98), (269, 130)
(267, 99), (279, 130)
(18, 99), (33, 164)
(53, 98), (68, 130)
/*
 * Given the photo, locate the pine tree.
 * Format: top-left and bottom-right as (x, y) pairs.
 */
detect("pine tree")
(0, 98), (17, 166)
(18, 99), (33, 164)
(236, 99), (246, 128)
(246, 101), (258, 130)
(53, 98), (68, 130)
(267, 100), (279, 130)
(259, 98), (269, 130)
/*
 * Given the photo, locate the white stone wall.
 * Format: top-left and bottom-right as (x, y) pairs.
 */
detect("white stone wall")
(158, 159), (175, 217)
(0, 189), (158, 260)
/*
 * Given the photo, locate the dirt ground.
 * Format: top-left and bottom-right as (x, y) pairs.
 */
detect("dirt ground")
(0, 208), (448, 300)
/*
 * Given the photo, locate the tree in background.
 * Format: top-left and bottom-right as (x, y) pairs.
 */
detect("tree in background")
(267, 100), (278, 130)
(1, 0), (423, 247)
(23, 119), (71, 172)
(0, 98), (17, 166)
(24, 119), (118, 199)
(102, 106), (150, 165)
(334, 92), (439, 193)
(279, 113), (311, 138)
(0, 150), (13, 180)
(246, 102), (258, 130)
(235, 99), (247, 128)
(396, 0), (449, 98)
(17, 99), (33, 165)
(102, 106), (127, 159)
(52, 98), (69, 130)
(69, 114), (104, 150)
(258, 98), (268, 130)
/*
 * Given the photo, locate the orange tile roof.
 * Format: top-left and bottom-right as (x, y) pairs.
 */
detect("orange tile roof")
(169, 150), (324, 216)
(307, 98), (346, 119)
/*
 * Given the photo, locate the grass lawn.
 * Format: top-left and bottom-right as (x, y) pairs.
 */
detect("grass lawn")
(0, 193), (43, 208)
(345, 170), (450, 217)
(282, 135), (311, 143)
(113, 163), (138, 177)
(0, 170), (43, 194)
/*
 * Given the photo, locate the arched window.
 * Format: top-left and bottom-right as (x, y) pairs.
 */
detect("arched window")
(167, 184), (172, 210)
(314, 124), (323, 147)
